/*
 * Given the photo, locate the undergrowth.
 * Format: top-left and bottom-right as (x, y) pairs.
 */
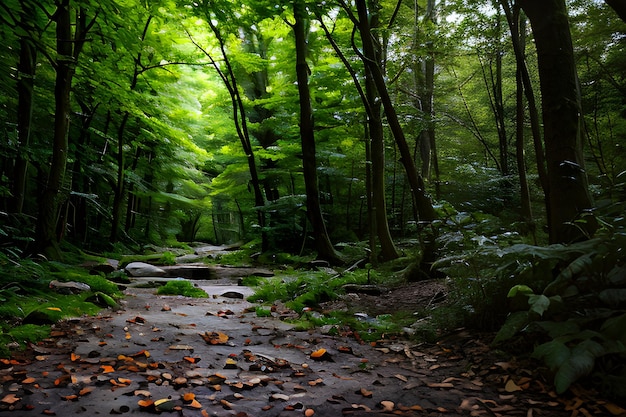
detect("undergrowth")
(0, 248), (122, 357)
(156, 280), (208, 298)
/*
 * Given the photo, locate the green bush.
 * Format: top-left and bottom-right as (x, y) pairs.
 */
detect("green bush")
(492, 216), (626, 398)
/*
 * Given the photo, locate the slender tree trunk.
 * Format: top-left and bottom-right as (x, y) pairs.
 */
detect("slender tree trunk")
(355, 0), (437, 223)
(519, 0), (598, 243)
(500, 1), (549, 209)
(12, 35), (37, 214)
(36, 0), (73, 258)
(293, 0), (343, 265)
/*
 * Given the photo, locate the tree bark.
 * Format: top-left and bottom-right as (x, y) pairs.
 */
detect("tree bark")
(12, 35), (37, 214)
(36, 0), (74, 258)
(519, 0), (598, 243)
(355, 0), (437, 223)
(293, 0), (343, 265)
(605, 0), (626, 22)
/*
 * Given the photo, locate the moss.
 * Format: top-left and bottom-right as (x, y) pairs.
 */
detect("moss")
(156, 280), (208, 298)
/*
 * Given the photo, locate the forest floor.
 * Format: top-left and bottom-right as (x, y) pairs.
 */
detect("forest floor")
(0, 273), (621, 417)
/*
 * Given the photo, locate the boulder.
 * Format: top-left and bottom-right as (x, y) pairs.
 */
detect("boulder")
(125, 262), (167, 277)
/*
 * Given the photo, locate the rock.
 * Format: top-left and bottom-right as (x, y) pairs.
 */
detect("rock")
(49, 280), (91, 294)
(125, 262), (166, 277)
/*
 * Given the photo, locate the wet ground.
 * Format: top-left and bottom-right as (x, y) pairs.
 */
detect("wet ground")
(0, 276), (617, 416)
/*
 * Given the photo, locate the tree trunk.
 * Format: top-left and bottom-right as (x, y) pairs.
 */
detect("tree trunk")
(12, 35), (37, 214)
(355, 0), (437, 223)
(519, 0), (598, 243)
(293, 0), (343, 265)
(36, 0), (73, 258)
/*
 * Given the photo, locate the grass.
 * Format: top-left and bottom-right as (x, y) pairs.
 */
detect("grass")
(156, 280), (208, 298)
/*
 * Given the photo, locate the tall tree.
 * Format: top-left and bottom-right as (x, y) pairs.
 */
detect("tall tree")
(351, 0), (437, 222)
(36, 0), (96, 258)
(519, 0), (598, 243)
(292, 0), (343, 264)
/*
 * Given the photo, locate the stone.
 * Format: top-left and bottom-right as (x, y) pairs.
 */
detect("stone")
(125, 262), (166, 277)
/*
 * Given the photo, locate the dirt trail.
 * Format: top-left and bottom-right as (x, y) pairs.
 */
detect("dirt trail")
(0, 279), (585, 416)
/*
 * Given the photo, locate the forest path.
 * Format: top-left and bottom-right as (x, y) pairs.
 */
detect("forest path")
(1, 275), (581, 416)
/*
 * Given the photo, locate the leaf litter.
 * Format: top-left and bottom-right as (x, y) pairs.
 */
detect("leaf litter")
(0, 283), (622, 417)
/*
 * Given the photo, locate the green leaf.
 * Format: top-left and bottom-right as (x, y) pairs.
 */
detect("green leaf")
(493, 311), (529, 344)
(601, 313), (626, 345)
(598, 289), (626, 308)
(553, 339), (604, 394)
(507, 284), (533, 298)
(532, 339), (571, 372)
(533, 320), (580, 338)
(528, 294), (551, 317)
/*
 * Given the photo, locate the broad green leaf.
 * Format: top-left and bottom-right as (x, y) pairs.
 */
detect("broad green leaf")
(528, 294), (551, 317)
(601, 313), (626, 345)
(533, 320), (580, 339)
(507, 284), (533, 298)
(493, 311), (529, 344)
(532, 339), (570, 371)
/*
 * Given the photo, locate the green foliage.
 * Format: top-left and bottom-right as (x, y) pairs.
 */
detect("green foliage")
(119, 251), (178, 268)
(492, 215), (626, 397)
(248, 268), (371, 312)
(255, 306), (272, 317)
(156, 280), (208, 298)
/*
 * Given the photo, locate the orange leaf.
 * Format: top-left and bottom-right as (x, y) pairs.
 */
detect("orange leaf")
(100, 365), (115, 373)
(201, 410), (209, 417)
(183, 356), (200, 364)
(189, 399), (202, 409)
(71, 353), (80, 362)
(22, 377), (36, 384)
(118, 378), (132, 385)
(183, 393), (196, 402)
(79, 387), (94, 396)
(62, 395), (78, 401)
(310, 348), (327, 359)
(47, 307), (62, 312)
(138, 399), (154, 408)
(1, 394), (20, 404)
(200, 331), (229, 345)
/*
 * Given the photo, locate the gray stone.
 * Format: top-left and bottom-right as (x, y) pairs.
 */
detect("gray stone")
(125, 262), (167, 277)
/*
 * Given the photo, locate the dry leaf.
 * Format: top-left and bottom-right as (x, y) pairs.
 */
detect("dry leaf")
(22, 377), (36, 384)
(604, 403), (626, 416)
(379, 401), (394, 412)
(310, 348), (330, 361)
(357, 388), (373, 398)
(200, 331), (229, 345)
(100, 365), (115, 373)
(505, 379), (523, 392)
(189, 399), (202, 409)
(1, 394), (20, 404)
(79, 387), (94, 396)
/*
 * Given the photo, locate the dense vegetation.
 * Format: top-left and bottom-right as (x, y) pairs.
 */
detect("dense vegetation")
(0, 0), (625, 400)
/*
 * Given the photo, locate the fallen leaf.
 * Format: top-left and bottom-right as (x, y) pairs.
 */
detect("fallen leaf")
(138, 399), (154, 409)
(357, 388), (373, 398)
(47, 307), (62, 312)
(200, 331), (229, 345)
(188, 399), (202, 409)
(183, 356), (200, 364)
(61, 395), (78, 401)
(154, 398), (176, 412)
(505, 379), (523, 392)
(70, 353), (80, 362)
(22, 377), (36, 384)
(183, 393), (195, 402)
(1, 394), (20, 404)
(305, 409), (315, 417)
(79, 387), (94, 396)
(100, 365), (115, 373)
(310, 348), (330, 361)
(379, 401), (394, 412)
(604, 403), (626, 416)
